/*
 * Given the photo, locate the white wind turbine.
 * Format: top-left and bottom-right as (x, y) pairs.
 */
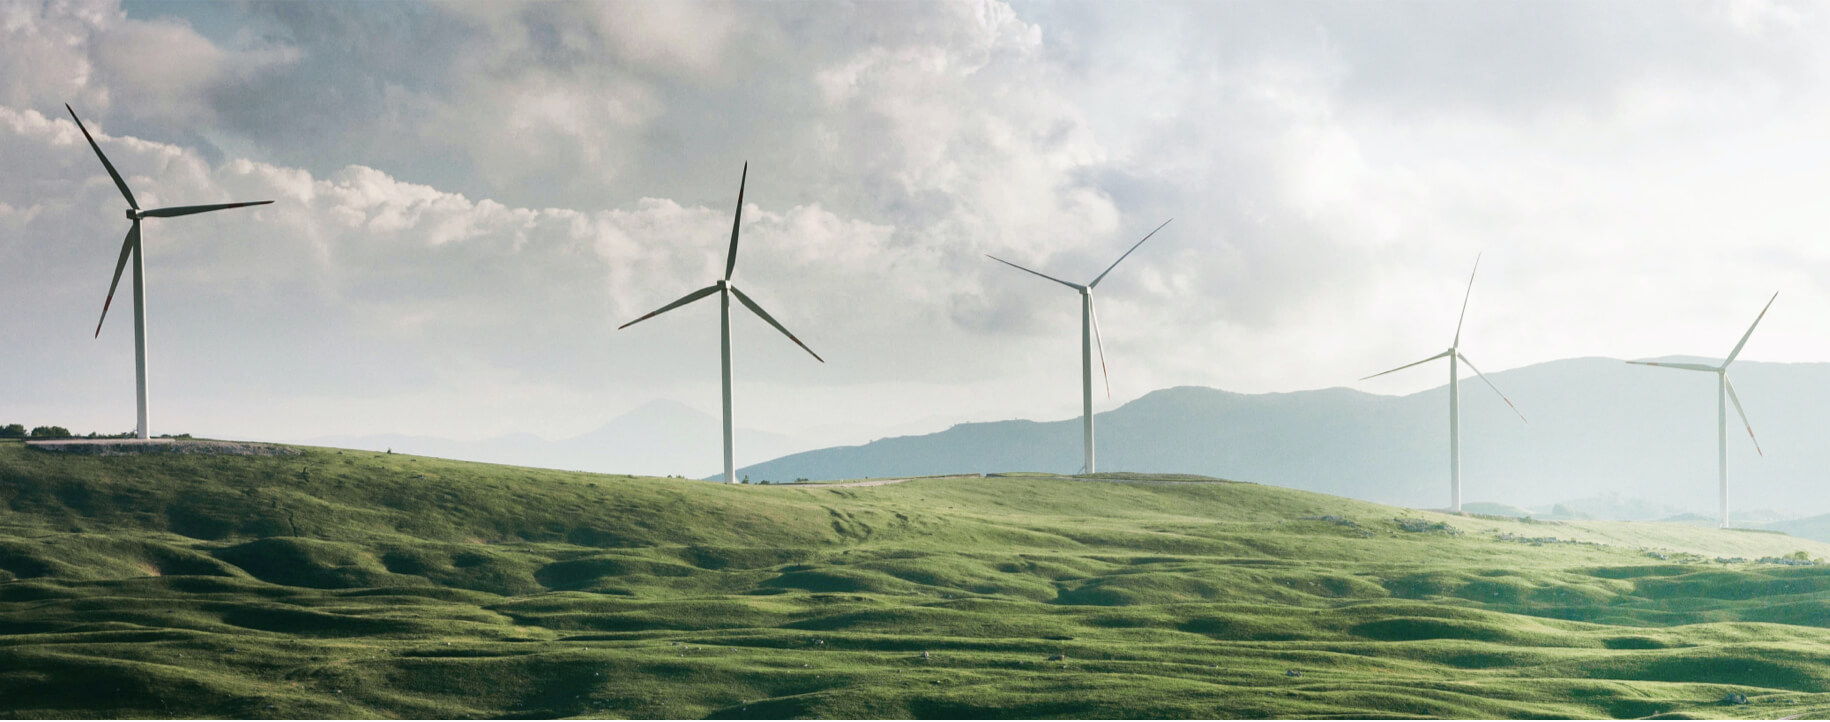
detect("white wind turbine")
(987, 219), (1172, 474)
(618, 163), (822, 484)
(1627, 292), (1776, 529)
(67, 105), (274, 440)
(1362, 255), (1526, 513)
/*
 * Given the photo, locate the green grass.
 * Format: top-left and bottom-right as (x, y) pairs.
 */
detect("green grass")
(4, 438), (1830, 718)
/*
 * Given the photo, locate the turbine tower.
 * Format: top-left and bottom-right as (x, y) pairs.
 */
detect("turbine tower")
(67, 105), (273, 440)
(987, 218), (1172, 474)
(618, 163), (823, 484)
(1362, 255), (1526, 513)
(1627, 292), (1776, 529)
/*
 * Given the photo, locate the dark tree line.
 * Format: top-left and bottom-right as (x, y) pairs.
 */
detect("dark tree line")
(0, 424), (70, 438)
(0, 425), (151, 440)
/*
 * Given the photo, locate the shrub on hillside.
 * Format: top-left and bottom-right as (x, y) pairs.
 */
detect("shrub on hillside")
(28, 426), (72, 439)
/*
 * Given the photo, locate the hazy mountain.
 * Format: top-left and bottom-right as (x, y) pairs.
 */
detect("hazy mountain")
(1540, 492), (1691, 522)
(737, 357), (1830, 517)
(1767, 514), (1830, 546)
(304, 399), (809, 478)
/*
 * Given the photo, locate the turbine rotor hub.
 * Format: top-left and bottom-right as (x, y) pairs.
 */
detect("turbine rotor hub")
(125, 209), (141, 220)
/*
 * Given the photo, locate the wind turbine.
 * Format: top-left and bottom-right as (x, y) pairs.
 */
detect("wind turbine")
(618, 163), (822, 484)
(66, 105), (273, 440)
(1362, 255), (1526, 513)
(1627, 292), (1776, 529)
(986, 218), (1172, 474)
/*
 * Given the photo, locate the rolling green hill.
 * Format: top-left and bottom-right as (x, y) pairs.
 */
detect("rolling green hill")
(5, 439), (1830, 718)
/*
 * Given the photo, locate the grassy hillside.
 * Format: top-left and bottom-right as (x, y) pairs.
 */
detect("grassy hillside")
(5, 439), (1830, 718)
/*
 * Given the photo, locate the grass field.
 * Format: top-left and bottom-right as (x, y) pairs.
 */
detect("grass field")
(4, 438), (1830, 718)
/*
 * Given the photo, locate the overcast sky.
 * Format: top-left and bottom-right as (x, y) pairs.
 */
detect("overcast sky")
(5, 0), (1830, 468)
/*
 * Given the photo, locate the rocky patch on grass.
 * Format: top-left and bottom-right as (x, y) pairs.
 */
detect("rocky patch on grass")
(1298, 514), (1374, 538)
(1494, 532), (1605, 548)
(1395, 518), (1462, 535)
(1756, 555), (1823, 566)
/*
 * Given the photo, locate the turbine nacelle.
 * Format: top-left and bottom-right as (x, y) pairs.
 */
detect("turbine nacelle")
(126, 209), (142, 221)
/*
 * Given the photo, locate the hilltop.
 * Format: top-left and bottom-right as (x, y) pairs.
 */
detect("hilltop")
(5, 439), (1830, 717)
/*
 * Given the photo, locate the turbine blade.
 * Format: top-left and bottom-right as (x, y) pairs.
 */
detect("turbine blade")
(66, 104), (137, 210)
(1090, 295), (1110, 398)
(617, 284), (719, 330)
(1724, 291), (1778, 366)
(1457, 352), (1527, 423)
(1625, 360), (1720, 373)
(1725, 377), (1763, 456)
(986, 255), (1081, 290)
(724, 162), (746, 281)
(730, 285), (823, 363)
(1089, 218), (1172, 288)
(141, 200), (273, 218)
(95, 222), (139, 338)
(1453, 253), (1480, 347)
(1361, 350), (1451, 381)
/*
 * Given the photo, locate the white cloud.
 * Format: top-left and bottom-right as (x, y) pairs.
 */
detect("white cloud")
(1, 0), (297, 127)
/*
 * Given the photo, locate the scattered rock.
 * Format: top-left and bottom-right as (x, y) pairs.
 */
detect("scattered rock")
(1285, 669), (1302, 678)
(1496, 532), (1600, 547)
(1721, 692), (1749, 705)
(1048, 653), (1067, 662)
(1395, 518), (1461, 535)
(919, 650), (931, 660)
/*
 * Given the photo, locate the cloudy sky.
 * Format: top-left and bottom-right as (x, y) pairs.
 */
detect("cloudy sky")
(5, 0), (1830, 469)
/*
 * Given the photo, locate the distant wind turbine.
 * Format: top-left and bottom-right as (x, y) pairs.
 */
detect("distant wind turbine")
(987, 218), (1172, 474)
(1362, 255), (1526, 513)
(66, 105), (273, 440)
(1627, 292), (1776, 529)
(618, 163), (822, 484)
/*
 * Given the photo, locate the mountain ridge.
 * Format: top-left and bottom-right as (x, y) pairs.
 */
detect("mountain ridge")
(738, 357), (1830, 517)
